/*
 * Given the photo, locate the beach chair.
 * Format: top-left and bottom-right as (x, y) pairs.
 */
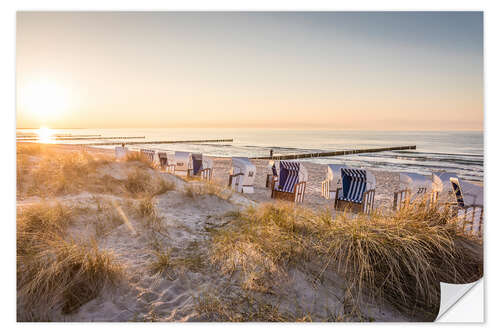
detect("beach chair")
(321, 164), (346, 199)
(432, 171), (458, 197)
(449, 177), (484, 237)
(228, 157), (256, 193)
(174, 151), (192, 177)
(140, 148), (156, 164)
(158, 152), (175, 173)
(393, 172), (441, 210)
(115, 146), (129, 160)
(270, 161), (308, 203)
(334, 168), (376, 214)
(188, 153), (213, 181)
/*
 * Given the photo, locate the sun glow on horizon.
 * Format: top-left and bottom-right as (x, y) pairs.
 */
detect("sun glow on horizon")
(35, 126), (54, 143)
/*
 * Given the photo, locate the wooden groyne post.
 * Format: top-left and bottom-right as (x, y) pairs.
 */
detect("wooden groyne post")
(252, 145), (417, 160)
(74, 138), (234, 146)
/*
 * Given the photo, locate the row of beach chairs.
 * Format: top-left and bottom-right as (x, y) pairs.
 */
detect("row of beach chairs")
(115, 146), (483, 236)
(116, 146), (214, 181)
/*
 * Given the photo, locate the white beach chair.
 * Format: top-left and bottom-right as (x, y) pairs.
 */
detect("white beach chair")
(158, 151), (176, 173)
(432, 171), (458, 197)
(228, 157), (256, 194)
(393, 172), (442, 210)
(115, 146), (129, 160)
(450, 177), (483, 237)
(270, 161), (308, 203)
(321, 164), (346, 199)
(174, 151), (193, 177)
(334, 168), (376, 214)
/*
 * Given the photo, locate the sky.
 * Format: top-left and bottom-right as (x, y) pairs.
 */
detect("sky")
(16, 12), (483, 130)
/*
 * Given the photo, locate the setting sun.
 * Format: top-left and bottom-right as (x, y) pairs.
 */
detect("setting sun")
(35, 126), (54, 143)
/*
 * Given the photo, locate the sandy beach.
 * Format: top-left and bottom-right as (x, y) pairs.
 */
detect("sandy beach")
(16, 144), (483, 322)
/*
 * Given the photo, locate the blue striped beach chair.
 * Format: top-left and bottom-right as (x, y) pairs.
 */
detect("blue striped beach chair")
(334, 168), (376, 213)
(449, 177), (483, 237)
(321, 164), (346, 199)
(393, 172), (441, 210)
(270, 161), (308, 203)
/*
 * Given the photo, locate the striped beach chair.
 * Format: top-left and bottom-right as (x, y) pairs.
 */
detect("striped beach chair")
(140, 148), (156, 164)
(321, 164), (346, 199)
(450, 177), (483, 237)
(334, 168), (376, 213)
(271, 161), (308, 203)
(393, 172), (441, 210)
(158, 152), (175, 173)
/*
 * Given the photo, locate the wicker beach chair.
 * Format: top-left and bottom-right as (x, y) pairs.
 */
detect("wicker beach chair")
(270, 161), (307, 203)
(187, 153), (213, 181)
(334, 168), (376, 214)
(393, 172), (441, 210)
(174, 151), (192, 177)
(228, 157), (256, 193)
(449, 177), (483, 237)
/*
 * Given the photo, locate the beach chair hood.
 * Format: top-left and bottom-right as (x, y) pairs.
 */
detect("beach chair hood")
(399, 172), (434, 193)
(231, 157), (256, 186)
(433, 171), (458, 193)
(450, 177), (483, 206)
(174, 151), (192, 172)
(339, 168), (375, 203)
(326, 164), (346, 188)
(276, 161), (308, 193)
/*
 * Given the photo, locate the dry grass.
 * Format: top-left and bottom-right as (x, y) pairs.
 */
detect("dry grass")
(209, 201), (483, 320)
(184, 182), (232, 201)
(17, 143), (174, 198)
(125, 169), (175, 198)
(17, 144), (115, 197)
(125, 151), (155, 169)
(17, 202), (124, 321)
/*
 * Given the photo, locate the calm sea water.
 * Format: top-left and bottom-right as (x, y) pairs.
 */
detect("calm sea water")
(17, 128), (484, 181)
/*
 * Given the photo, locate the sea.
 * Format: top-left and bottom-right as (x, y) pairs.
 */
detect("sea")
(16, 128), (484, 182)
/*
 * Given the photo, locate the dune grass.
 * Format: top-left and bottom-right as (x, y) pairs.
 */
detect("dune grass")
(184, 182), (232, 201)
(17, 143), (175, 199)
(209, 201), (483, 320)
(17, 202), (124, 321)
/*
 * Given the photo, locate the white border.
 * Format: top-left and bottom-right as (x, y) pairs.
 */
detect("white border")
(3, 1), (498, 331)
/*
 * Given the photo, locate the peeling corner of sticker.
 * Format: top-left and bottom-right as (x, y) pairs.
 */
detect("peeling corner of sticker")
(435, 279), (483, 322)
